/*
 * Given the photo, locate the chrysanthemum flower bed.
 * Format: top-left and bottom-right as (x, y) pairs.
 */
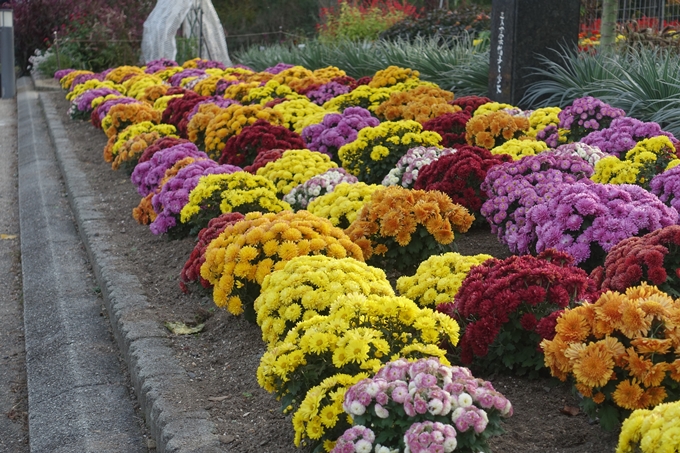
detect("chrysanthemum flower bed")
(57, 58), (680, 451)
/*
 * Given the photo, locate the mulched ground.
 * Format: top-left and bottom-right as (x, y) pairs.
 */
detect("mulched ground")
(51, 91), (621, 453)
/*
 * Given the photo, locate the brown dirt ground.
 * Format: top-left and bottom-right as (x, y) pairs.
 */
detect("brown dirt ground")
(52, 92), (620, 453)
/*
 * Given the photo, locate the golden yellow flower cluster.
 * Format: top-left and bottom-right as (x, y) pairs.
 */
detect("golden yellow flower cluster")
(138, 84), (170, 105)
(201, 211), (364, 316)
(242, 80), (305, 105)
(101, 102), (162, 138)
(151, 66), (184, 81)
(374, 85), (459, 123)
(59, 70), (94, 90)
(526, 107), (562, 139)
(592, 136), (680, 186)
(256, 149), (338, 195)
(617, 400), (680, 453)
(103, 122), (177, 164)
(541, 284), (680, 413)
(104, 65), (145, 84)
(272, 99), (328, 133)
(204, 104), (283, 158)
(123, 75), (163, 99)
(465, 111), (530, 150)
(337, 120), (442, 184)
(180, 172), (290, 225)
(396, 252), (493, 307)
(307, 182), (382, 229)
(346, 186), (474, 263)
(271, 66), (315, 86)
(369, 65), (420, 88)
(491, 138), (549, 161)
(255, 255), (394, 345)
(473, 101), (516, 116)
(152, 94), (183, 112)
(186, 103), (229, 147)
(222, 81), (262, 102)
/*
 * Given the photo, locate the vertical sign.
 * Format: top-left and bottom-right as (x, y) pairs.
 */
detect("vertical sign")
(0, 8), (14, 99)
(488, 0), (515, 104)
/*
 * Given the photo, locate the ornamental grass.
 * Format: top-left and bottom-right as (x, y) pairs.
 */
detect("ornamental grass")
(257, 293), (460, 451)
(540, 283), (680, 430)
(101, 102), (161, 138)
(374, 85), (458, 123)
(338, 120), (442, 184)
(255, 255), (394, 345)
(179, 172), (290, 234)
(414, 145), (512, 218)
(256, 149), (338, 196)
(345, 186), (474, 273)
(203, 104), (284, 160)
(440, 250), (597, 377)
(616, 400), (680, 453)
(382, 146), (455, 189)
(396, 252), (492, 308)
(334, 358), (513, 453)
(218, 119), (305, 167)
(592, 226), (680, 297)
(465, 111), (530, 150)
(200, 211), (364, 320)
(421, 111), (472, 147)
(591, 136), (679, 189)
(306, 182), (382, 229)
(179, 212), (245, 292)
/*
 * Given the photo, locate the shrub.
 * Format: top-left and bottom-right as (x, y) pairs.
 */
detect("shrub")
(379, 6), (491, 43)
(318, 0), (417, 43)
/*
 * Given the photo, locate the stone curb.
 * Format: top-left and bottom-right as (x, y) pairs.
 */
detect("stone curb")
(37, 86), (224, 452)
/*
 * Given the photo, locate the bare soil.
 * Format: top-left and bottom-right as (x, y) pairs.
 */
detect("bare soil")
(51, 91), (620, 453)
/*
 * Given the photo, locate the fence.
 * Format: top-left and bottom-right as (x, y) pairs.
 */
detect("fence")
(581, 0), (680, 34)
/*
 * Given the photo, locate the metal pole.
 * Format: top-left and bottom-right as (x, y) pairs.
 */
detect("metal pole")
(0, 8), (15, 99)
(54, 31), (61, 71)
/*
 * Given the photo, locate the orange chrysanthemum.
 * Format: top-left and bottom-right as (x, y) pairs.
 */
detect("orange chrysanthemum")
(555, 309), (591, 343)
(612, 379), (645, 410)
(624, 347), (652, 382)
(570, 341), (615, 388)
(592, 291), (625, 335)
(631, 337), (673, 355)
(619, 299), (653, 338)
(644, 386), (667, 407)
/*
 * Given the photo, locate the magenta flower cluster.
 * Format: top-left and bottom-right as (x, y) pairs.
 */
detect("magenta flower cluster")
(70, 87), (123, 119)
(149, 160), (241, 235)
(92, 97), (140, 123)
(305, 81), (351, 105)
(69, 72), (105, 90)
(481, 153), (594, 253)
(144, 58), (178, 74)
(535, 125), (561, 148)
(130, 143), (208, 196)
(331, 425), (377, 453)
(552, 142), (606, 167)
(193, 59), (226, 70)
(649, 165), (680, 213)
(54, 68), (75, 80)
(333, 358), (512, 453)
(528, 182), (678, 265)
(301, 107), (380, 158)
(558, 96), (626, 141)
(215, 78), (242, 96)
(168, 68), (207, 87)
(581, 117), (678, 158)
(263, 63), (295, 74)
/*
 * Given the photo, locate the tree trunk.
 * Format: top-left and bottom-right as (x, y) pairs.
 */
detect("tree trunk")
(600, 0), (618, 49)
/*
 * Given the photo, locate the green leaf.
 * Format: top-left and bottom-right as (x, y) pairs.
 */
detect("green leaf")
(597, 404), (621, 431)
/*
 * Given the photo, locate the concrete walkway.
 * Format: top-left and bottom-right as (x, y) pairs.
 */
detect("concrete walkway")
(16, 77), (147, 452)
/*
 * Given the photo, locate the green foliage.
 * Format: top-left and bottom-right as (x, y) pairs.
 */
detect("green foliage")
(234, 36), (489, 95)
(317, 1), (414, 43)
(379, 5), (491, 43)
(176, 37), (200, 67)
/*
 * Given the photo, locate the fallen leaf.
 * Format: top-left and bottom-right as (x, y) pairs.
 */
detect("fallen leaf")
(208, 396), (229, 402)
(1, 234), (17, 240)
(560, 405), (580, 416)
(242, 392), (253, 398)
(164, 321), (204, 335)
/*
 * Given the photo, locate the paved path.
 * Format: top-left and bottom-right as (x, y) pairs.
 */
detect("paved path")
(16, 77), (147, 452)
(0, 97), (29, 452)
